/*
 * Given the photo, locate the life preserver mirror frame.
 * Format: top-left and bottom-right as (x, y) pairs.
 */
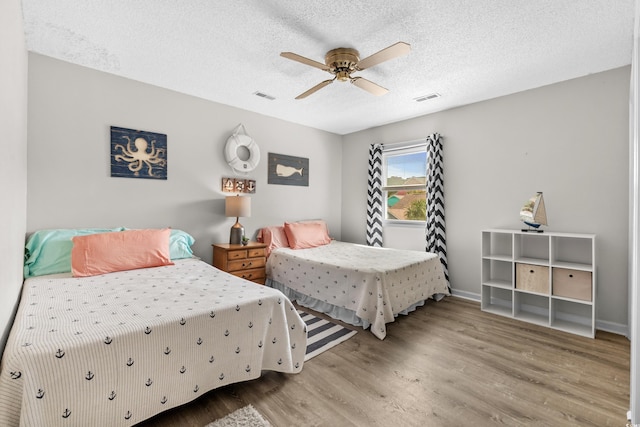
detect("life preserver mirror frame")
(224, 124), (260, 173)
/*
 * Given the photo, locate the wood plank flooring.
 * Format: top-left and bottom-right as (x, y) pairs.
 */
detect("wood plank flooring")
(136, 297), (630, 426)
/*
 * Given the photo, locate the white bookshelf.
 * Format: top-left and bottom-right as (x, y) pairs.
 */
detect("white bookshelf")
(481, 229), (596, 338)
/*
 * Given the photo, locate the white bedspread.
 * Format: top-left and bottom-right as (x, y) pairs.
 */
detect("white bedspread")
(266, 241), (449, 339)
(0, 258), (306, 426)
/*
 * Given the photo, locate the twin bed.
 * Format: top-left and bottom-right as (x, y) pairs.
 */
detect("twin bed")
(0, 223), (448, 426)
(260, 221), (450, 340)
(267, 241), (449, 340)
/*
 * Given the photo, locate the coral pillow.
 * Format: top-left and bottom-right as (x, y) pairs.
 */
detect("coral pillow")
(24, 227), (125, 278)
(283, 221), (331, 250)
(71, 228), (173, 277)
(297, 219), (330, 237)
(257, 226), (290, 257)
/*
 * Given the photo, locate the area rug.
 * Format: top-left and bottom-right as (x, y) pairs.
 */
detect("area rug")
(205, 405), (270, 427)
(299, 310), (357, 361)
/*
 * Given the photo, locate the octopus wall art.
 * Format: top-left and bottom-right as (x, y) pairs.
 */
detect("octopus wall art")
(110, 126), (167, 180)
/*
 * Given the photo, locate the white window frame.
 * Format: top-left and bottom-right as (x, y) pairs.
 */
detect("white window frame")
(381, 142), (428, 226)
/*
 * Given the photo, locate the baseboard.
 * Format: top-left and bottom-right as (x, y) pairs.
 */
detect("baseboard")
(450, 289), (480, 301)
(597, 319), (629, 337)
(449, 289), (628, 337)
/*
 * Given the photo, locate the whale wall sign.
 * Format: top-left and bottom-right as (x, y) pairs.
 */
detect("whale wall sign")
(267, 153), (309, 187)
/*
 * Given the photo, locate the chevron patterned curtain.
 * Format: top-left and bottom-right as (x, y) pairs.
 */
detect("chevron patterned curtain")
(425, 133), (450, 290)
(366, 143), (383, 247)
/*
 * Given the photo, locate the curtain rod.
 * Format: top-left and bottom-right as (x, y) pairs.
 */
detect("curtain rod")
(382, 138), (427, 153)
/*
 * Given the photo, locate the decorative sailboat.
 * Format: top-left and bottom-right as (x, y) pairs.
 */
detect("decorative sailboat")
(520, 192), (548, 232)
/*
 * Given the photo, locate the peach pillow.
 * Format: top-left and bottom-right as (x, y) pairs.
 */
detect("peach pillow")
(257, 226), (290, 257)
(71, 228), (173, 277)
(297, 219), (330, 236)
(283, 221), (331, 250)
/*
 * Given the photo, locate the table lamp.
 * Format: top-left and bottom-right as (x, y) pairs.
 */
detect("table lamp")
(225, 195), (251, 244)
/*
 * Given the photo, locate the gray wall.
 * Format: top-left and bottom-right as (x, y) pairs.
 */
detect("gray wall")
(342, 67), (630, 332)
(27, 54), (343, 262)
(0, 0), (28, 350)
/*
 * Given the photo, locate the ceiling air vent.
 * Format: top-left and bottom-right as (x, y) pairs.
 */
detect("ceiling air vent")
(414, 93), (441, 102)
(253, 91), (275, 101)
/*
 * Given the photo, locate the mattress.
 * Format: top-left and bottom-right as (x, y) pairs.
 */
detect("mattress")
(0, 258), (306, 426)
(266, 240), (449, 339)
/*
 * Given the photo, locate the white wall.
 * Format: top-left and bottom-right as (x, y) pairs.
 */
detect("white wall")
(27, 54), (343, 262)
(342, 67), (630, 332)
(0, 0), (28, 350)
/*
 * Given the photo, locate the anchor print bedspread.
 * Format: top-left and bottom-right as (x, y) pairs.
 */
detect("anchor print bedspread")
(266, 241), (449, 339)
(0, 258), (306, 426)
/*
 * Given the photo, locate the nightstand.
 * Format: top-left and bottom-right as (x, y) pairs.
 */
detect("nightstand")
(212, 242), (267, 285)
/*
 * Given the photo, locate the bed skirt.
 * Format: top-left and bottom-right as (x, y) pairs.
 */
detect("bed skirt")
(267, 278), (445, 334)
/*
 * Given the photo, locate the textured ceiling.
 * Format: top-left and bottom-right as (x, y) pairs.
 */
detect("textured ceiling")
(21, 0), (635, 135)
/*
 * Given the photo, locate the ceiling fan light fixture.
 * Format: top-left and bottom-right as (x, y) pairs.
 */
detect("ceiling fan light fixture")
(280, 41), (411, 99)
(336, 71), (351, 82)
(325, 48), (359, 70)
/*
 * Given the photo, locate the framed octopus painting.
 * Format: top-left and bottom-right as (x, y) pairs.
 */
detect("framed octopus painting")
(110, 126), (167, 180)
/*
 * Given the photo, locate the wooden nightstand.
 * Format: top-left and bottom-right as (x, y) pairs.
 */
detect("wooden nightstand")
(212, 242), (267, 285)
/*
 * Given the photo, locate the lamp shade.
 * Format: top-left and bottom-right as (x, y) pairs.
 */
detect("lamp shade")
(225, 195), (251, 218)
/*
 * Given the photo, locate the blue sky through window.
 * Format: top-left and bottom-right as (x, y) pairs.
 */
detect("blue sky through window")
(387, 152), (426, 178)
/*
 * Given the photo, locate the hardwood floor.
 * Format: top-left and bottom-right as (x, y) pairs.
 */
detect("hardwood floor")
(136, 297), (630, 426)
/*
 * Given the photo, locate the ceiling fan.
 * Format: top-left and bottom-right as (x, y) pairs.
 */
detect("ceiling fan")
(280, 41), (411, 99)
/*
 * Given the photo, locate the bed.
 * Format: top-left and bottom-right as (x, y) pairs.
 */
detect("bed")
(0, 228), (306, 426)
(260, 222), (450, 340)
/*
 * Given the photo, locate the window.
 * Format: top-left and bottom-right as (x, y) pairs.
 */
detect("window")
(382, 145), (427, 223)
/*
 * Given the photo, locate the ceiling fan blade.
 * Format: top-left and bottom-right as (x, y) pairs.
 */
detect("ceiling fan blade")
(356, 41), (411, 70)
(295, 79), (335, 99)
(350, 77), (388, 96)
(280, 52), (330, 72)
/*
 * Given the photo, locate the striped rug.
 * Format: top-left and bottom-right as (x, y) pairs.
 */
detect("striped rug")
(298, 310), (357, 361)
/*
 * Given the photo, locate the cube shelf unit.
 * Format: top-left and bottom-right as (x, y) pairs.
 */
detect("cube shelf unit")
(481, 229), (596, 338)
